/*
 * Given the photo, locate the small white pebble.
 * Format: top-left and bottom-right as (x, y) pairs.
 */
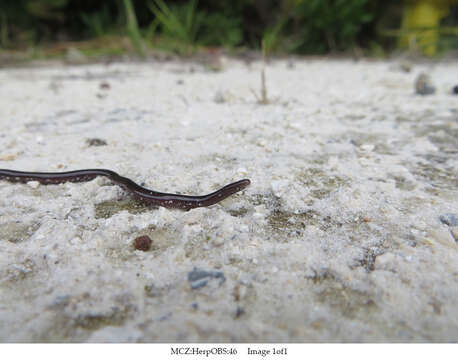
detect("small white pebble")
(410, 228), (421, 237)
(237, 167), (247, 175)
(254, 205), (267, 214)
(239, 225), (249, 233)
(328, 156), (339, 168)
(413, 221), (428, 231)
(257, 139), (267, 147)
(271, 180), (289, 198)
(27, 181), (40, 189)
(289, 122), (302, 130)
(69, 237), (82, 245)
(307, 225), (319, 233)
(375, 252), (395, 269)
(360, 144), (375, 152)
(359, 158), (372, 166)
(212, 237), (225, 246)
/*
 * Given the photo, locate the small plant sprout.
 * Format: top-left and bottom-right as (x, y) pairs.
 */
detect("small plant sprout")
(148, 0), (203, 55)
(123, 0), (144, 57)
(251, 40), (271, 105)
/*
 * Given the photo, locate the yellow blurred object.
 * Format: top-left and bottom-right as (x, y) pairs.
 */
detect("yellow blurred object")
(400, 0), (456, 55)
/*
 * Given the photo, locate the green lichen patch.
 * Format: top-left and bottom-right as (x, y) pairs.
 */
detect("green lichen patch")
(413, 123), (458, 151)
(316, 285), (377, 319)
(4, 258), (36, 282)
(144, 283), (171, 298)
(37, 307), (135, 342)
(267, 209), (342, 236)
(227, 207), (249, 217)
(183, 233), (213, 260)
(39, 293), (137, 341)
(250, 193), (281, 208)
(71, 308), (131, 330)
(353, 248), (378, 272)
(0, 221), (40, 243)
(94, 199), (154, 219)
(387, 174), (416, 191)
(306, 270), (378, 318)
(305, 269), (339, 285)
(297, 167), (347, 201)
(409, 161), (457, 190)
(346, 133), (384, 146)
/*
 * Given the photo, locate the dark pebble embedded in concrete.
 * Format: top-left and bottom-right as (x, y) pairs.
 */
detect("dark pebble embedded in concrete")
(86, 138), (107, 147)
(133, 235), (153, 251)
(439, 214), (458, 227)
(235, 306), (245, 318)
(188, 267), (226, 289)
(415, 73), (435, 95)
(99, 81), (111, 90)
(144, 284), (162, 297)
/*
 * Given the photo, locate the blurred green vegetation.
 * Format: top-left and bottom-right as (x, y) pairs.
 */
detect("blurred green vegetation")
(0, 0), (456, 56)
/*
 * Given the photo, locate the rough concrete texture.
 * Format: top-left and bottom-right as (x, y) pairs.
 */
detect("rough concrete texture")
(0, 58), (457, 342)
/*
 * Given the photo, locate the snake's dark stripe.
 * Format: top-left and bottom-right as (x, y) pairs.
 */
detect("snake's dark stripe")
(0, 169), (250, 210)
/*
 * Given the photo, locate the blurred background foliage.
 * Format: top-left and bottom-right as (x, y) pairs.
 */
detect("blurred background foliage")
(0, 0), (456, 56)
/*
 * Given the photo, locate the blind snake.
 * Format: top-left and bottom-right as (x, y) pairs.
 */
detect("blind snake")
(0, 169), (251, 210)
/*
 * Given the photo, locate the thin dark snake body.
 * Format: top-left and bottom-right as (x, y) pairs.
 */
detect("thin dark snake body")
(0, 169), (250, 210)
